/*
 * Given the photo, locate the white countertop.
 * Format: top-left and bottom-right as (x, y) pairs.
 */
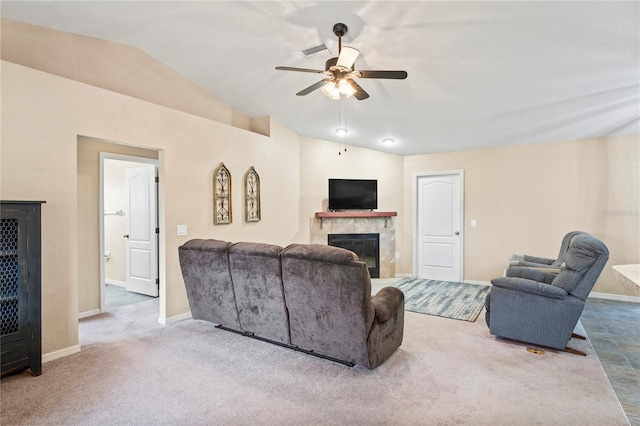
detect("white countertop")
(611, 264), (640, 290)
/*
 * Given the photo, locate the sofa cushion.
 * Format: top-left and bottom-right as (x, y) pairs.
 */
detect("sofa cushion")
(181, 238), (231, 252)
(229, 242), (290, 344)
(282, 243), (359, 265)
(281, 243), (374, 367)
(228, 241), (282, 258)
(178, 239), (241, 328)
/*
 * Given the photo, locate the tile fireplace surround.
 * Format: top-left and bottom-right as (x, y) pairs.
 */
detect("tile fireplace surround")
(311, 213), (396, 278)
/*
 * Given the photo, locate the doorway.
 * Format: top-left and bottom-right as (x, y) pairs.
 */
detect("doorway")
(100, 154), (159, 311)
(414, 170), (464, 281)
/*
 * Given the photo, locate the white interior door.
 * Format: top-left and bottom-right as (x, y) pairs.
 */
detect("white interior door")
(416, 172), (463, 281)
(125, 165), (158, 297)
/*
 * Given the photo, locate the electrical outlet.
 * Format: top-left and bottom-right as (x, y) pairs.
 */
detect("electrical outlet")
(177, 225), (188, 236)
(471, 219), (477, 228)
(396, 251), (400, 259)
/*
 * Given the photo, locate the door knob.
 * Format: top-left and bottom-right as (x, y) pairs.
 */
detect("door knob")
(455, 231), (460, 235)
(123, 234), (130, 239)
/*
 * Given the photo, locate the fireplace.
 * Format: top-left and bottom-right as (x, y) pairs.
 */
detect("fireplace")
(328, 233), (380, 278)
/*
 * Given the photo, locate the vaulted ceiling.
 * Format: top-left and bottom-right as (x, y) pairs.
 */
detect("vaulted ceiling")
(2, 1), (638, 155)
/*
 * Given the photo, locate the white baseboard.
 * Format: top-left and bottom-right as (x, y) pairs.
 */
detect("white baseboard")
(589, 292), (640, 304)
(42, 345), (81, 363)
(105, 279), (126, 287)
(395, 273), (412, 278)
(158, 311), (192, 325)
(78, 308), (101, 319)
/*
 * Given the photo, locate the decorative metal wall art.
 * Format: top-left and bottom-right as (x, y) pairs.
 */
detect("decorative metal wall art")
(213, 163), (232, 224)
(244, 166), (261, 222)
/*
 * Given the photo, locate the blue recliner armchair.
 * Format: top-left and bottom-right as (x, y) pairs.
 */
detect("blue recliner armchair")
(486, 233), (609, 355)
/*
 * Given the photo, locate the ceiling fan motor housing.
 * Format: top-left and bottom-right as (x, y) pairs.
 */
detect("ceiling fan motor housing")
(333, 23), (348, 37)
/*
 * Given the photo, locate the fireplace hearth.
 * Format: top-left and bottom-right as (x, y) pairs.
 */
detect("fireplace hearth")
(328, 233), (380, 278)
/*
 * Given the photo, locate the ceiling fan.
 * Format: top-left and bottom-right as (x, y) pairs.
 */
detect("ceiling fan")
(275, 23), (408, 100)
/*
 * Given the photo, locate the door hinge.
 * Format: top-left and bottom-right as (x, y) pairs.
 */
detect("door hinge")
(156, 278), (160, 286)
(155, 177), (159, 183)
(155, 228), (160, 234)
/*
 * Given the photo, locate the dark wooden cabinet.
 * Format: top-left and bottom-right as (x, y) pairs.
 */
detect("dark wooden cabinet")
(1, 201), (44, 376)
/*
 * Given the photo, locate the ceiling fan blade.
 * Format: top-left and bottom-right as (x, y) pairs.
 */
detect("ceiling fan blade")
(337, 46), (360, 69)
(346, 78), (369, 100)
(357, 70), (408, 79)
(276, 66), (325, 74)
(296, 79), (331, 96)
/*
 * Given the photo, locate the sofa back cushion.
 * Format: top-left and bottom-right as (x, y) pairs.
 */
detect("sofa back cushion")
(228, 242), (290, 344)
(552, 234), (609, 300)
(178, 239), (241, 328)
(281, 244), (374, 366)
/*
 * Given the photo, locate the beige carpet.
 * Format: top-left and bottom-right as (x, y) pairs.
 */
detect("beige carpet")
(0, 284), (628, 425)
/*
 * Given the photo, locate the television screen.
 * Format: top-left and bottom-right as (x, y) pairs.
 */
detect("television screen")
(328, 179), (378, 211)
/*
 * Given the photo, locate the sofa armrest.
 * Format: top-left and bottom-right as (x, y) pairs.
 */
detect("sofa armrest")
(491, 276), (568, 299)
(371, 287), (404, 323)
(506, 267), (558, 283)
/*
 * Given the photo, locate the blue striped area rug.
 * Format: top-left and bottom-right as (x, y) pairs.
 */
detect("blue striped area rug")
(393, 277), (490, 322)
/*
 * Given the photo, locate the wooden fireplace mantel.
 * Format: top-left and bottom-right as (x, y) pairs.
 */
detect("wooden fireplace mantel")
(315, 211), (397, 229)
(315, 211), (397, 218)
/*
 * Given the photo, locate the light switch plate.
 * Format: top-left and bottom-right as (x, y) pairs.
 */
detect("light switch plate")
(177, 225), (188, 236)
(471, 219), (477, 228)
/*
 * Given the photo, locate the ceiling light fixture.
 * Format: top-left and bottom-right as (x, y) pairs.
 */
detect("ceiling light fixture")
(276, 23), (407, 101)
(338, 79), (356, 97)
(336, 127), (349, 136)
(382, 138), (395, 145)
(321, 82), (341, 100)
(322, 79), (356, 100)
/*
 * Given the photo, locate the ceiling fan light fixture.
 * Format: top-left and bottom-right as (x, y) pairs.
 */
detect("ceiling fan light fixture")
(321, 82), (341, 100)
(276, 23), (407, 101)
(338, 79), (356, 97)
(336, 46), (360, 69)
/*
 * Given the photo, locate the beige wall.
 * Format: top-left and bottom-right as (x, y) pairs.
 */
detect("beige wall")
(1, 61), (302, 355)
(403, 135), (640, 296)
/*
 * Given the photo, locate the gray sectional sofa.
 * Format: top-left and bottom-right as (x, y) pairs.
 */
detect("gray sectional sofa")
(178, 239), (405, 369)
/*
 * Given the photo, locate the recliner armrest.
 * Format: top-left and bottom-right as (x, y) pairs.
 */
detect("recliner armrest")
(371, 287), (404, 323)
(506, 267), (558, 283)
(491, 276), (568, 299)
(509, 254), (555, 267)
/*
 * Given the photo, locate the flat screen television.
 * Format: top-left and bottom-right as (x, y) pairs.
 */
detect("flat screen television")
(328, 179), (378, 211)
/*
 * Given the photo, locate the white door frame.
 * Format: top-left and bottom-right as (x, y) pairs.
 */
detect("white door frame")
(412, 170), (465, 280)
(99, 153), (159, 312)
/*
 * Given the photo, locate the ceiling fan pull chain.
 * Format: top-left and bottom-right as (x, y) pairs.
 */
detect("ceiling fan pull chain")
(338, 107), (342, 155)
(344, 103), (348, 152)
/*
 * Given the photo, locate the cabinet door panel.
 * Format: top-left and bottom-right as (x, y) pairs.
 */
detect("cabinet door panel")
(1, 202), (42, 377)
